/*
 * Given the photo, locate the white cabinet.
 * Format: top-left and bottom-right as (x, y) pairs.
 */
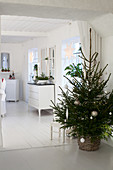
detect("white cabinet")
(6, 79), (19, 101)
(28, 84), (55, 116)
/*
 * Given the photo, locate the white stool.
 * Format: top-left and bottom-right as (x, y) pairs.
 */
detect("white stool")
(50, 121), (66, 143)
(51, 109), (69, 143)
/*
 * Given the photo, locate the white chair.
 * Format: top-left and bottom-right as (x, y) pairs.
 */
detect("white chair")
(0, 79), (6, 117)
(50, 109), (68, 143)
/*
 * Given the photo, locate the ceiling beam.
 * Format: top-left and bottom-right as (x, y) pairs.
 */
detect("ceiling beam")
(1, 31), (48, 37)
(0, 1), (112, 21)
(0, 0), (113, 12)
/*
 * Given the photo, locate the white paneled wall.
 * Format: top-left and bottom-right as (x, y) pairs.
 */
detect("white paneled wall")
(102, 36), (113, 92)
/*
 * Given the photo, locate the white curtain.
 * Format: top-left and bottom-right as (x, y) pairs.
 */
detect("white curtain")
(77, 21), (101, 63)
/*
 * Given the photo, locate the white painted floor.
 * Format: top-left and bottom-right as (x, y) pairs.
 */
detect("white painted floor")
(0, 143), (113, 170)
(1, 101), (113, 170)
(2, 101), (74, 150)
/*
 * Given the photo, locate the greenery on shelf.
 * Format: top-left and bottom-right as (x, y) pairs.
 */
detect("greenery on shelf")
(51, 28), (113, 142)
(1, 67), (10, 72)
(36, 72), (48, 80)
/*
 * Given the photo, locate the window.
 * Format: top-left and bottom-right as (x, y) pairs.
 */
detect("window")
(28, 48), (38, 82)
(49, 47), (55, 78)
(1, 53), (10, 70)
(62, 37), (82, 87)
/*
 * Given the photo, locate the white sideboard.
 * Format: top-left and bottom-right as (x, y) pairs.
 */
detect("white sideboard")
(28, 84), (55, 116)
(6, 79), (19, 101)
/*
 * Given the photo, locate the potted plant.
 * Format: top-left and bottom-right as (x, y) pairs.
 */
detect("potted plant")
(8, 67), (10, 72)
(1, 67), (4, 72)
(5, 68), (7, 72)
(51, 29), (113, 151)
(65, 63), (83, 78)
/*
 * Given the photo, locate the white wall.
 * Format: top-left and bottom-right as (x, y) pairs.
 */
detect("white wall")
(1, 43), (23, 75)
(101, 36), (113, 92)
(22, 21), (80, 102)
(0, 16), (3, 148)
(101, 36), (113, 147)
(1, 43), (23, 99)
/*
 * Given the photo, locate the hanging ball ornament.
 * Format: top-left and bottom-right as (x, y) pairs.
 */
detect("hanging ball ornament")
(91, 111), (98, 117)
(89, 89), (91, 92)
(74, 100), (80, 105)
(90, 116), (93, 120)
(109, 112), (112, 115)
(64, 84), (68, 89)
(80, 138), (85, 143)
(104, 91), (107, 94)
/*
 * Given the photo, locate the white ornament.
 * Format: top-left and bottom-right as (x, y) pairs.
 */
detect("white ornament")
(81, 118), (84, 120)
(90, 116), (93, 120)
(74, 100), (80, 105)
(89, 89), (91, 92)
(91, 111), (98, 117)
(109, 112), (112, 115)
(66, 108), (68, 119)
(64, 84), (68, 89)
(104, 91), (107, 94)
(80, 138), (85, 143)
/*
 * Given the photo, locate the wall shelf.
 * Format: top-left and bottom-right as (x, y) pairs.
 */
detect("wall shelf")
(0, 72), (11, 74)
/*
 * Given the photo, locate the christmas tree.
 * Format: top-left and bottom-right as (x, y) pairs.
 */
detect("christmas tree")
(51, 28), (113, 151)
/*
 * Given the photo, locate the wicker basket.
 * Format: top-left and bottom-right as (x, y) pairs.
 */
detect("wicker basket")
(78, 137), (101, 151)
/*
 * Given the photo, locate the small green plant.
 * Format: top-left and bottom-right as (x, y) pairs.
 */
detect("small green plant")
(1, 67), (4, 72)
(5, 68), (7, 72)
(65, 63), (83, 78)
(36, 72), (48, 80)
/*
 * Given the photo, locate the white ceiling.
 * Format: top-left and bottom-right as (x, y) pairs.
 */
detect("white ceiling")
(1, 0), (113, 43)
(90, 13), (113, 37)
(0, 0), (112, 19)
(1, 15), (70, 43)
(1, 15), (70, 32)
